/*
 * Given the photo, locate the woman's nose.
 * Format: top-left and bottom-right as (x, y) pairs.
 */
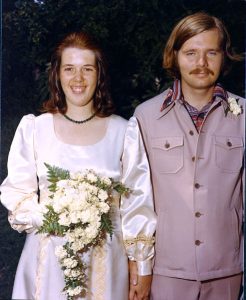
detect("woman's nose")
(74, 69), (85, 81)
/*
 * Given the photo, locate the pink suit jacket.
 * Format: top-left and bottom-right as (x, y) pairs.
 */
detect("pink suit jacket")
(134, 89), (244, 281)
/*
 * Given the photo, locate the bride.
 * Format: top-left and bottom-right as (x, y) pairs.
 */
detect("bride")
(0, 32), (156, 300)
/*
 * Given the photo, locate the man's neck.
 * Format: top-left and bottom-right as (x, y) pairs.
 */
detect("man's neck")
(181, 84), (215, 111)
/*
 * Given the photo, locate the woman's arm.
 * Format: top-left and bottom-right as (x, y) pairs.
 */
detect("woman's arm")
(0, 114), (42, 233)
(121, 116), (157, 299)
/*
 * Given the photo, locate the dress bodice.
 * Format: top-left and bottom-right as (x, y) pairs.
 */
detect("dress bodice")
(32, 113), (127, 203)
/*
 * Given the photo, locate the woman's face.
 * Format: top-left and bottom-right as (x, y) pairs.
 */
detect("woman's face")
(59, 47), (98, 110)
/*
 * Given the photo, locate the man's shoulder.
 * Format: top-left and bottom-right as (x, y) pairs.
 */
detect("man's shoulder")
(135, 89), (169, 116)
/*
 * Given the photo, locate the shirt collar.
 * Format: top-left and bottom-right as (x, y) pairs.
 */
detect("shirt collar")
(160, 79), (228, 112)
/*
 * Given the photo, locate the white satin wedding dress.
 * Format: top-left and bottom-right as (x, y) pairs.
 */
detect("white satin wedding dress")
(1, 113), (156, 300)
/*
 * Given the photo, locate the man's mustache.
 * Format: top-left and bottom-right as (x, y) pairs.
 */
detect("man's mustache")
(189, 68), (214, 75)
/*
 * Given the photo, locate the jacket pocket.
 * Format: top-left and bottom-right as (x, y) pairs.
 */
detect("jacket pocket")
(151, 136), (184, 173)
(214, 136), (243, 173)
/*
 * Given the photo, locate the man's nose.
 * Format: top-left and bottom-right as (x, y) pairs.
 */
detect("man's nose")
(196, 53), (208, 67)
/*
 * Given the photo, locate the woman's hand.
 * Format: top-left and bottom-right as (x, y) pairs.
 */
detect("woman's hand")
(129, 260), (152, 300)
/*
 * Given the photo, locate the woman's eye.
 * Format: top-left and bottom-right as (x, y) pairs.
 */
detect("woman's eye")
(64, 67), (74, 72)
(63, 67), (74, 74)
(83, 67), (93, 72)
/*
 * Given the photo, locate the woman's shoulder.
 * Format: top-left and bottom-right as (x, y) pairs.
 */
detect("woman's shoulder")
(19, 113), (35, 123)
(109, 114), (128, 127)
(105, 115), (127, 142)
(20, 112), (52, 122)
(34, 112), (53, 123)
(17, 113), (53, 132)
(15, 114), (36, 132)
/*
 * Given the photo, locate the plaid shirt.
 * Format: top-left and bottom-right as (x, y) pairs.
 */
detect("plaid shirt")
(161, 80), (228, 132)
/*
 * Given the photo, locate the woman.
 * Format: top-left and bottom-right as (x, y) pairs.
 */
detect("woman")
(0, 32), (156, 300)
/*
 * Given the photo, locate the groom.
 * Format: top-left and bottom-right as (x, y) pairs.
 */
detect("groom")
(133, 12), (244, 300)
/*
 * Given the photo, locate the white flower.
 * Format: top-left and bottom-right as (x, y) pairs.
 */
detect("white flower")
(67, 286), (83, 296)
(87, 184), (99, 195)
(71, 269), (81, 277)
(98, 189), (108, 201)
(101, 176), (112, 186)
(98, 202), (110, 213)
(70, 240), (85, 252)
(69, 211), (80, 224)
(86, 172), (98, 182)
(63, 257), (78, 268)
(79, 209), (94, 223)
(227, 97), (242, 116)
(55, 245), (68, 259)
(52, 193), (71, 213)
(58, 212), (71, 226)
(64, 269), (72, 276)
(85, 224), (100, 239)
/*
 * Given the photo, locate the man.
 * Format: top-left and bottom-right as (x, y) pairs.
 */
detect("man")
(133, 12), (244, 300)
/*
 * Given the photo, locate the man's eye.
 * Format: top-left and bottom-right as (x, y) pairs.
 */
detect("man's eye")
(208, 51), (217, 56)
(186, 51), (195, 56)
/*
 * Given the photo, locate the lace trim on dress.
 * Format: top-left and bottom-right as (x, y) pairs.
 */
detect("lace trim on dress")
(12, 192), (37, 211)
(90, 242), (106, 300)
(35, 235), (49, 300)
(8, 193), (38, 232)
(8, 213), (31, 232)
(124, 235), (155, 247)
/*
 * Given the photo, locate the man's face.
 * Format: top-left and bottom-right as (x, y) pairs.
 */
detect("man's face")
(177, 29), (223, 92)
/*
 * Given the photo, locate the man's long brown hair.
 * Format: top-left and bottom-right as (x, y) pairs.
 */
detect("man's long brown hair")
(163, 12), (242, 79)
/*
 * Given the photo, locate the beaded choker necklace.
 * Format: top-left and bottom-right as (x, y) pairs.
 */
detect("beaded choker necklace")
(63, 112), (97, 124)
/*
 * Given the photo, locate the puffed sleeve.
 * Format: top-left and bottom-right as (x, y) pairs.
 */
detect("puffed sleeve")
(0, 114), (43, 233)
(121, 116), (156, 276)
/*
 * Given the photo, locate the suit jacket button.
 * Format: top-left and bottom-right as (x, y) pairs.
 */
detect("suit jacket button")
(227, 141), (232, 147)
(194, 183), (200, 189)
(195, 240), (201, 246)
(195, 212), (201, 217)
(189, 130), (194, 136)
(165, 142), (170, 149)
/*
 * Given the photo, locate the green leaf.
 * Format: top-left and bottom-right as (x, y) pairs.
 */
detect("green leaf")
(112, 182), (131, 196)
(100, 213), (113, 238)
(44, 162), (70, 192)
(36, 205), (67, 235)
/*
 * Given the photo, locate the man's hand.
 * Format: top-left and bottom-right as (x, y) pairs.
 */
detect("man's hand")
(129, 260), (152, 300)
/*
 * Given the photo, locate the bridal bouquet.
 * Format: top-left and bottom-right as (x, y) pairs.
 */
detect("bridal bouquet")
(38, 163), (129, 299)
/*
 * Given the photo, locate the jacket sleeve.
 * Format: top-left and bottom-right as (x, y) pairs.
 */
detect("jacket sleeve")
(121, 116), (156, 276)
(0, 114), (43, 233)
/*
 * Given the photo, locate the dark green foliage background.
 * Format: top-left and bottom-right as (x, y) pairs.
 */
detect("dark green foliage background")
(1, 0), (245, 298)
